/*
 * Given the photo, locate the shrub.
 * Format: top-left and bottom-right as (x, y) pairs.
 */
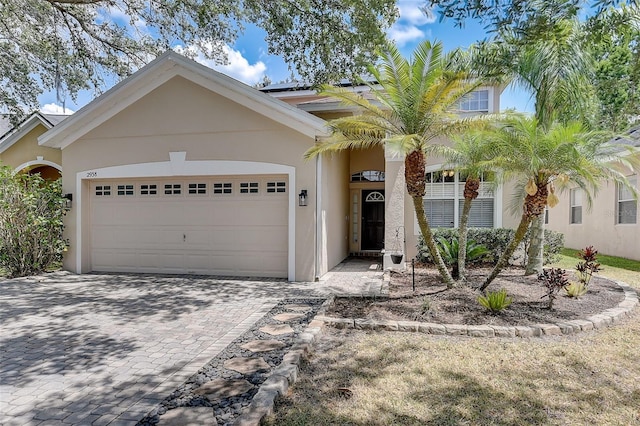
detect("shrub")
(436, 236), (489, 279)
(417, 228), (564, 266)
(538, 268), (569, 309)
(565, 281), (588, 298)
(478, 289), (513, 314)
(575, 246), (602, 287)
(0, 166), (67, 277)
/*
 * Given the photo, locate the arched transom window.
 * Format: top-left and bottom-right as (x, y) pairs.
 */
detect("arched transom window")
(365, 191), (384, 202)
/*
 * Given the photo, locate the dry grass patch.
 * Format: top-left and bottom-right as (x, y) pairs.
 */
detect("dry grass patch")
(266, 266), (640, 426)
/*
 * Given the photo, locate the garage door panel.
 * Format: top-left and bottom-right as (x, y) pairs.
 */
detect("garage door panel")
(90, 176), (288, 278)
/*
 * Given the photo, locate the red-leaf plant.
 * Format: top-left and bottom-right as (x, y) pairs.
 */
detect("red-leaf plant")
(538, 268), (569, 309)
(575, 246), (602, 288)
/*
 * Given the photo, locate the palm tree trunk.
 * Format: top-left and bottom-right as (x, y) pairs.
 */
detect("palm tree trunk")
(458, 178), (479, 283)
(480, 213), (533, 292)
(412, 195), (456, 288)
(458, 197), (473, 282)
(525, 215), (545, 275)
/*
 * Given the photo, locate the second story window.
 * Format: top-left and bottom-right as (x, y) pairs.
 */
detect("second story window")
(459, 90), (489, 112)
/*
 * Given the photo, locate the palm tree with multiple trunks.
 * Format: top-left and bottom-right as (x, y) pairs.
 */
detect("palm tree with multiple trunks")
(479, 115), (639, 291)
(305, 40), (488, 288)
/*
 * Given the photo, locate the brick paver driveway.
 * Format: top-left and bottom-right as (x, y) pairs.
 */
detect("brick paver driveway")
(0, 271), (321, 425)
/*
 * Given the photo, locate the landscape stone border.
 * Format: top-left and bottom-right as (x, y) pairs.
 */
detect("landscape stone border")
(315, 278), (639, 338)
(232, 298), (330, 426)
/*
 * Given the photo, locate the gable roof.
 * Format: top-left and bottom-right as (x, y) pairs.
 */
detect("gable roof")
(0, 112), (68, 154)
(39, 51), (328, 149)
(613, 125), (640, 148)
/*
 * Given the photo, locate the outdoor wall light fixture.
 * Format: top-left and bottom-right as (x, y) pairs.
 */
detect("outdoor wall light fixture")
(63, 193), (73, 210)
(298, 189), (308, 206)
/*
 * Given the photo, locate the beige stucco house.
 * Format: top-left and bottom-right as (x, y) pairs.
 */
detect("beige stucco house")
(30, 51), (514, 281)
(261, 79), (516, 271)
(546, 127), (640, 261)
(0, 112), (65, 179)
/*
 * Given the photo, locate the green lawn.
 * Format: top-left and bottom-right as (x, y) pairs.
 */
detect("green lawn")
(556, 247), (640, 273)
(266, 252), (640, 426)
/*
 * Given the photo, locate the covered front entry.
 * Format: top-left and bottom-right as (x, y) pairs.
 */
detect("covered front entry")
(361, 190), (385, 250)
(89, 175), (288, 278)
(25, 164), (61, 181)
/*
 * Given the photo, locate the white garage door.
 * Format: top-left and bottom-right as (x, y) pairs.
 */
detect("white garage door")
(90, 175), (288, 278)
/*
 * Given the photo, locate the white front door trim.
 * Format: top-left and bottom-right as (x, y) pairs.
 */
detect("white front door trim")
(75, 153), (296, 280)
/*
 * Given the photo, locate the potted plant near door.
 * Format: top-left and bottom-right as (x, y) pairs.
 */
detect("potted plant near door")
(389, 226), (405, 264)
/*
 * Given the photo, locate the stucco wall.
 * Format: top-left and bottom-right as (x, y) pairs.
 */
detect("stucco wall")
(319, 151), (350, 275)
(61, 76), (320, 281)
(0, 125), (61, 170)
(350, 147), (385, 175)
(547, 177), (640, 261)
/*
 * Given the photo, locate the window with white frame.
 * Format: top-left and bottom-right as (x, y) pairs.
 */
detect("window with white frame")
(267, 181), (286, 193)
(423, 170), (494, 228)
(617, 175), (637, 224)
(140, 184), (157, 195)
(188, 183), (207, 195)
(459, 90), (489, 112)
(240, 182), (259, 194)
(95, 185), (111, 196)
(117, 184), (134, 196)
(570, 188), (582, 224)
(164, 183), (182, 195)
(213, 182), (232, 194)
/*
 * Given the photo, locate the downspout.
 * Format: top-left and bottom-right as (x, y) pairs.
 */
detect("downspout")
(315, 149), (323, 281)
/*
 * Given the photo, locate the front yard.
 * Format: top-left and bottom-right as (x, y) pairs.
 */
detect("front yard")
(265, 253), (640, 425)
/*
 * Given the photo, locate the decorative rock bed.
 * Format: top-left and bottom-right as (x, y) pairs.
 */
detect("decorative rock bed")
(316, 279), (639, 338)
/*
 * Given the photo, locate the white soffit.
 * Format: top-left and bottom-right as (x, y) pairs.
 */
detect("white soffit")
(39, 51), (328, 149)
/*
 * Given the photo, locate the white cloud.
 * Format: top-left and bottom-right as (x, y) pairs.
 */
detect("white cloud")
(40, 104), (75, 115)
(174, 44), (266, 86)
(397, 2), (436, 26)
(388, 25), (425, 46)
(388, 1), (436, 46)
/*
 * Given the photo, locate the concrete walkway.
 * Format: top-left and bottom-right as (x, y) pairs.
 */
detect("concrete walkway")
(0, 258), (384, 425)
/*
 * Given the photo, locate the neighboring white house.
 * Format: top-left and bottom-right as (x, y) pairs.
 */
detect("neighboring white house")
(546, 126), (640, 261)
(0, 112), (65, 180)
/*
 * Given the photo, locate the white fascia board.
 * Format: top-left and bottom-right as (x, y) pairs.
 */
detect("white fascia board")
(0, 115), (53, 153)
(40, 52), (328, 149)
(265, 89), (319, 99)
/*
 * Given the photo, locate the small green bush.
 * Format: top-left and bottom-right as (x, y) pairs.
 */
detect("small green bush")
(478, 289), (513, 313)
(565, 281), (588, 298)
(436, 236), (489, 278)
(417, 228), (564, 266)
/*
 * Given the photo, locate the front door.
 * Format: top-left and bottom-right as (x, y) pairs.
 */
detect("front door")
(361, 190), (385, 250)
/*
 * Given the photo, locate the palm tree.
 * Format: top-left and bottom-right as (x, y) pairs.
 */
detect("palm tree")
(479, 115), (639, 291)
(304, 40), (486, 288)
(429, 133), (498, 281)
(473, 19), (598, 274)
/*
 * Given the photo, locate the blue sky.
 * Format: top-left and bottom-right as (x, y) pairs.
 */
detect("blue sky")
(39, 1), (534, 115)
